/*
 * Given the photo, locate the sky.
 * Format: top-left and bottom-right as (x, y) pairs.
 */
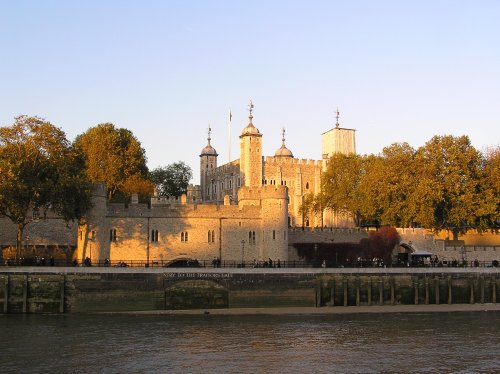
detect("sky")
(1, 1), (499, 184)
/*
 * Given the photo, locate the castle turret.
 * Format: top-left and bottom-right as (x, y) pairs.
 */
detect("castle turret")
(274, 128), (294, 158)
(240, 101), (263, 188)
(200, 126), (218, 201)
(77, 183), (109, 264)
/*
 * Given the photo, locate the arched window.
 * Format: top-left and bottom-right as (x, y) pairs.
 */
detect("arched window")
(208, 230), (212, 243)
(253, 231), (256, 244)
(185, 232), (188, 242)
(306, 182), (309, 190)
(181, 232), (185, 242)
(212, 230), (215, 243)
(249, 231), (252, 242)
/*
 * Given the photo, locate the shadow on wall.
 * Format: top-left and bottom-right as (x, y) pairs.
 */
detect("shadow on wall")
(294, 227), (401, 266)
(1, 244), (77, 265)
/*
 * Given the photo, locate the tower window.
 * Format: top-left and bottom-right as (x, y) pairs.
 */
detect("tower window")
(110, 229), (117, 242)
(151, 229), (159, 242)
(181, 232), (189, 242)
(306, 182), (309, 190)
(273, 230), (276, 240)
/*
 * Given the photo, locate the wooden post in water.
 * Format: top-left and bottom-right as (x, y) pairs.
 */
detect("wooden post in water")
(414, 277), (419, 305)
(492, 277), (496, 304)
(22, 275), (28, 313)
(447, 276), (452, 305)
(367, 276), (372, 306)
(3, 276), (8, 313)
(425, 277), (429, 305)
(435, 277), (440, 305)
(330, 279), (335, 307)
(480, 276), (485, 304)
(316, 279), (322, 307)
(59, 275), (65, 313)
(379, 277), (383, 305)
(343, 277), (348, 306)
(356, 277), (360, 306)
(470, 279), (475, 304)
(390, 277), (395, 305)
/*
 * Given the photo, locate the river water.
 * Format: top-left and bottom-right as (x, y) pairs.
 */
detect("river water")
(0, 312), (498, 374)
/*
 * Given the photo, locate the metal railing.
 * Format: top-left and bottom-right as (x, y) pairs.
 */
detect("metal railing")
(1, 258), (498, 268)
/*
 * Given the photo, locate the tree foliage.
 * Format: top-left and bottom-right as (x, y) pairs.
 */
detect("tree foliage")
(319, 153), (363, 217)
(0, 116), (92, 258)
(413, 135), (496, 233)
(302, 135), (498, 233)
(73, 123), (150, 201)
(150, 161), (193, 197)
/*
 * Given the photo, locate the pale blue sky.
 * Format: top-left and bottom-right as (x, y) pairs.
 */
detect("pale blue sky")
(1, 1), (499, 183)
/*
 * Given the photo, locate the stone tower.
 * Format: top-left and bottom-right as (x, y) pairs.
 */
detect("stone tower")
(199, 126), (218, 201)
(321, 109), (356, 160)
(77, 183), (109, 264)
(239, 101), (263, 188)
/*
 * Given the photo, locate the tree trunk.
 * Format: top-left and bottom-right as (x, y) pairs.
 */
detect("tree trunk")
(16, 223), (23, 263)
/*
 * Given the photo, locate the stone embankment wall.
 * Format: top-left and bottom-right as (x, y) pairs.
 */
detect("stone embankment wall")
(288, 228), (500, 263)
(0, 268), (497, 313)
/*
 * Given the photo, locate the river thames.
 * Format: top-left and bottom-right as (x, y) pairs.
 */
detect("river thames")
(0, 312), (498, 373)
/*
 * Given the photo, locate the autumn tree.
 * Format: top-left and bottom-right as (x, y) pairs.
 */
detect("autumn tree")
(413, 135), (496, 234)
(0, 116), (92, 260)
(150, 161), (193, 197)
(364, 143), (417, 227)
(74, 123), (150, 201)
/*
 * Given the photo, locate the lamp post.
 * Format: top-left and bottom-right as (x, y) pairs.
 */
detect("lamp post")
(89, 237), (94, 266)
(241, 240), (245, 267)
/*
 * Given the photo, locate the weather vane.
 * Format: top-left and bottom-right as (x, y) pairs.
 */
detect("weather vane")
(282, 127), (286, 142)
(207, 125), (212, 143)
(248, 100), (254, 116)
(335, 108), (340, 128)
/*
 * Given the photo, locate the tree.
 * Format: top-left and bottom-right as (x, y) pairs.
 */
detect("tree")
(413, 135), (496, 234)
(362, 143), (418, 227)
(320, 153), (363, 216)
(150, 161), (193, 197)
(0, 116), (92, 260)
(74, 123), (149, 201)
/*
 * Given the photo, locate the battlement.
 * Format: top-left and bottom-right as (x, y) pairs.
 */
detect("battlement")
(107, 198), (263, 218)
(264, 156), (322, 167)
(237, 185), (287, 201)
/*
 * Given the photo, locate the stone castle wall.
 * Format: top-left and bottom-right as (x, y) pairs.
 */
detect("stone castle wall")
(76, 185), (289, 264)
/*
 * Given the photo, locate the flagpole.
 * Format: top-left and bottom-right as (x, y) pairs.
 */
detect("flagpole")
(228, 109), (232, 163)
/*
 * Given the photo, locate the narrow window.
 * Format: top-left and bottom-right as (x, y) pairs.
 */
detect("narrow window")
(155, 230), (159, 242)
(253, 231), (256, 244)
(208, 231), (211, 243)
(249, 231), (252, 242)
(151, 230), (155, 242)
(185, 232), (188, 242)
(113, 229), (117, 242)
(306, 182), (309, 190)
(181, 232), (185, 242)
(273, 230), (276, 240)
(212, 230), (215, 243)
